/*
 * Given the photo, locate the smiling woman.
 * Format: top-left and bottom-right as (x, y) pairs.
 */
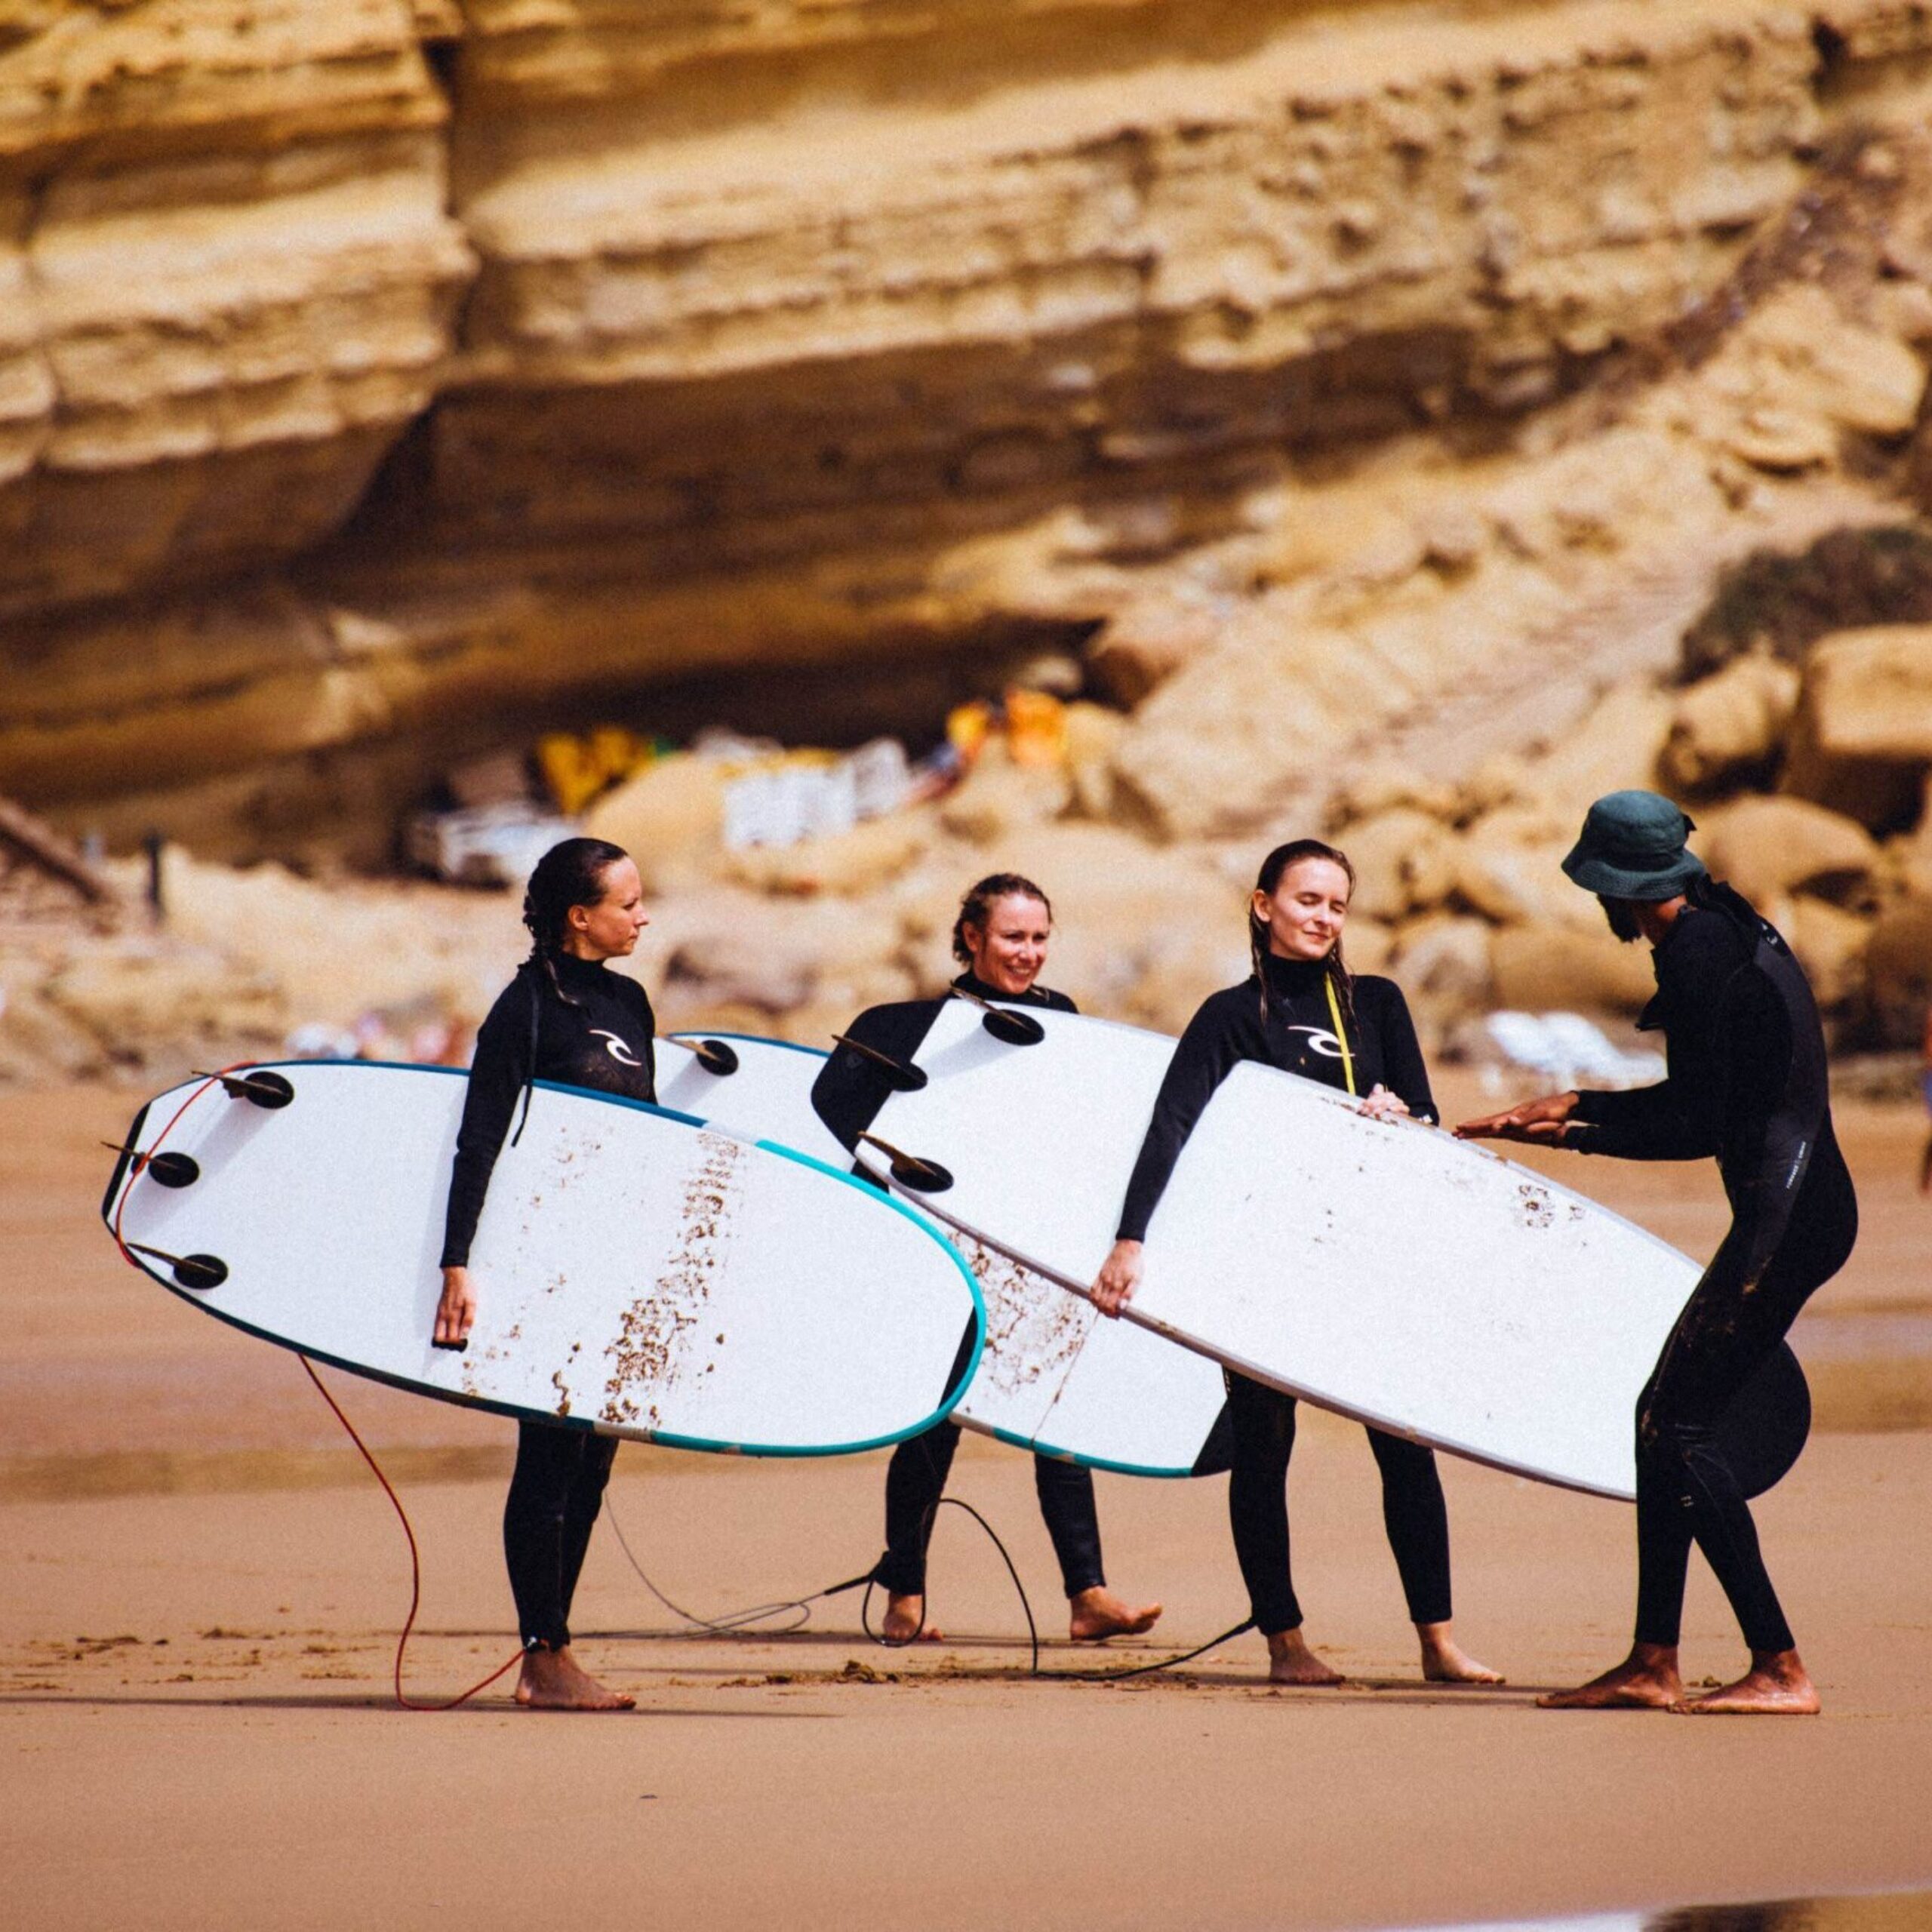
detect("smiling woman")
(435, 835), (656, 1713)
(811, 871), (1164, 1648)
(1091, 838), (1503, 1690)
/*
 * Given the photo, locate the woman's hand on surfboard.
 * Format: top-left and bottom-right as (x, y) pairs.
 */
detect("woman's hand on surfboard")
(435, 1266), (477, 1346)
(1454, 1091), (1580, 1145)
(1357, 1084), (1411, 1121)
(1091, 1239), (1143, 1318)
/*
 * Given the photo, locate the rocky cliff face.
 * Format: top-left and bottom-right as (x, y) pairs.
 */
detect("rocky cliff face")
(7, 0), (1932, 862)
(8, 5), (1932, 1082)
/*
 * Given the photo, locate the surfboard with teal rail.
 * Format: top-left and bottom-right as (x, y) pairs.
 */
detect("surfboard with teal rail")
(103, 1060), (982, 1457)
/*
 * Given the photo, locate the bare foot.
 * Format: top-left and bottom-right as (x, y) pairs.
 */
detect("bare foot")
(515, 1644), (634, 1711)
(1417, 1622), (1506, 1684)
(881, 1593), (944, 1642)
(1537, 1642), (1681, 1710)
(1068, 1586), (1162, 1642)
(1678, 1650), (1820, 1715)
(1266, 1627), (1346, 1686)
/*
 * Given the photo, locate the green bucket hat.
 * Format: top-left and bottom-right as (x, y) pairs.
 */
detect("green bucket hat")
(1561, 789), (1709, 901)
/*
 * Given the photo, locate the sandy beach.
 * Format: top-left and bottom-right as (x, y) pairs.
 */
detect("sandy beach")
(5, 1076), (1931, 1930)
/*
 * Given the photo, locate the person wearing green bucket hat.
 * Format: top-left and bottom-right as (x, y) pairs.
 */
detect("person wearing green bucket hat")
(1560, 789), (1709, 905)
(1458, 789), (1857, 1715)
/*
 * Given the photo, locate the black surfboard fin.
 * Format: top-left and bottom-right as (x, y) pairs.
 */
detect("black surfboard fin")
(100, 1144), (199, 1190)
(193, 1069), (294, 1110)
(665, 1035), (740, 1076)
(124, 1242), (228, 1291)
(857, 1133), (953, 1194)
(832, 1035), (928, 1092)
(949, 986), (1044, 1046)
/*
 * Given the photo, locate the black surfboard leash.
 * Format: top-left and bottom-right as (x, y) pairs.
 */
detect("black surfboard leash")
(608, 1488), (1255, 1684)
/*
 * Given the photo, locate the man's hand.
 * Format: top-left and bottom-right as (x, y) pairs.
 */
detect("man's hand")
(434, 1265), (477, 1347)
(1091, 1239), (1143, 1319)
(1454, 1091), (1582, 1145)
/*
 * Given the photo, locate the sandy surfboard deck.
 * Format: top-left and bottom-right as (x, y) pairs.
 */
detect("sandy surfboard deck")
(657, 1031), (1229, 1476)
(103, 1060), (981, 1457)
(855, 1000), (1799, 1501)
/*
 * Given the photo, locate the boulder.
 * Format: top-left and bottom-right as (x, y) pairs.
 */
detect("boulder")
(1330, 808), (1456, 924)
(1798, 626), (1932, 763)
(937, 743), (1072, 844)
(1452, 806), (1594, 930)
(1337, 916), (1395, 978)
(1786, 895), (1872, 1009)
(663, 931), (819, 1014)
(1490, 924), (1657, 1014)
(44, 944), (286, 1051)
(1119, 934), (1256, 1034)
(1782, 627), (1932, 829)
(1325, 763), (1460, 829)
(1661, 654), (1802, 790)
(1513, 681), (1675, 824)
(1085, 589), (1226, 706)
(720, 814), (928, 898)
(1864, 897), (1932, 1047)
(1389, 915), (1494, 1008)
(1694, 285), (1927, 473)
(0, 978), (115, 1083)
(1698, 795), (1881, 905)
(1063, 702), (1127, 821)
(584, 755), (727, 892)
(1891, 773), (1932, 900)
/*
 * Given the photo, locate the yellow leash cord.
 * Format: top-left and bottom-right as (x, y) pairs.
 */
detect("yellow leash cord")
(1323, 972), (1358, 1098)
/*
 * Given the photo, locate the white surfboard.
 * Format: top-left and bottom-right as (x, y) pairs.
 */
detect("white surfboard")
(654, 1031), (1229, 1477)
(103, 1061), (981, 1456)
(856, 1000), (1712, 1500)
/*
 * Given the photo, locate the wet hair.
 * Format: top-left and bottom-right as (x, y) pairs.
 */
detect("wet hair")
(952, 872), (1054, 968)
(521, 836), (630, 1007)
(1250, 839), (1356, 1032)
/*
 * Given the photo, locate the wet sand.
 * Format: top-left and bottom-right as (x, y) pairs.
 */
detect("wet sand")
(4, 1078), (1931, 1929)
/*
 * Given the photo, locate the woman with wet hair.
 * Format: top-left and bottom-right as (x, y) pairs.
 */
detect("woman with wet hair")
(812, 872), (1163, 1645)
(1091, 840), (1501, 1687)
(436, 836), (654, 1710)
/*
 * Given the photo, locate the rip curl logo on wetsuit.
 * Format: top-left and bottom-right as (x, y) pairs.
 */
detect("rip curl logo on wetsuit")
(591, 1029), (643, 1068)
(1286, 1025), (1346, 1061)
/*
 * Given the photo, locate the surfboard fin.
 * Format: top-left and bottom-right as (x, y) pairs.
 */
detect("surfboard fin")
(832, 1035), (928, 1091)
(949, 986), (1045, 1046)
(665, 1035), (740, 1076)
(100, 1144), (199, 1190)
(193, 1069), (295, 1110)
(124, 1242), (228, 1291)
(857, 1133), (953, 1194)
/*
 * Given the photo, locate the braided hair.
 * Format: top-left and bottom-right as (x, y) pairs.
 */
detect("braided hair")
(952, 872), (1053, 968)
(521, 836), (630, 1009)
(1250, 839), (1357, 1035)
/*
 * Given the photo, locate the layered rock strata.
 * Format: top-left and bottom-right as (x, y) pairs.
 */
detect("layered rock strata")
(6, 0), (1932, 851)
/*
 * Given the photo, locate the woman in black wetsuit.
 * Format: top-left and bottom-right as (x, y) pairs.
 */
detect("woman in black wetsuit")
(1458, 790), (1857, 1716)
(434, 837), (654, 1712)
(811, 873), (1161, 1647)
(1091, 839), (1502, 1688)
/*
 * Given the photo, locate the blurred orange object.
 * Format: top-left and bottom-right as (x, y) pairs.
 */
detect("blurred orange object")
(946, 700), (994, 766)
(1004, 688), (1069, 768)
(537, 727), (656, 814)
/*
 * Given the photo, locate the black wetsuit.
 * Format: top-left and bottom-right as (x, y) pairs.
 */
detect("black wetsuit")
(1116, 954), (1454, 1637)
(441, 952), (657, 1651)
(1567, 881), (1857, 1655)
(811, 973), (1106, 1601)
